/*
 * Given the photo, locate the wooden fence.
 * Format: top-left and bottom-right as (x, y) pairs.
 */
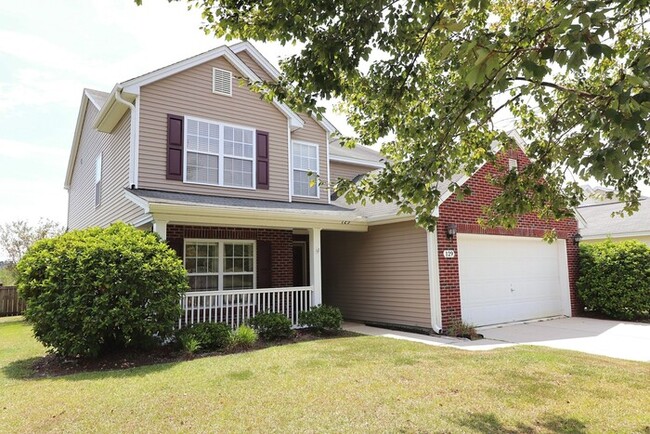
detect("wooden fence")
(0, 286), (26, 317)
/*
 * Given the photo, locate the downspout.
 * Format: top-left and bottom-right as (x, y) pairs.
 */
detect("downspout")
(115, 86), (138, 189)
(427, 208), (443, 333)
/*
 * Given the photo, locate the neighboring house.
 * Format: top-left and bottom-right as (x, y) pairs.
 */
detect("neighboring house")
(65, 42), (580, 332)
(578, 187), (650, 246)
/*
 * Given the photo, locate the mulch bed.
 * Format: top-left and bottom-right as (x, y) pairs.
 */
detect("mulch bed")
(28, 329), (359, 378)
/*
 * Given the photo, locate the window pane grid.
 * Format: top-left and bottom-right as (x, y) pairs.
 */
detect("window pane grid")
(185, 241), (219, 292)
(185, 118), (255, 188)
(185, 241), (255, 293)
(223, 242), (254, 291)
(292, 142), (318, 197)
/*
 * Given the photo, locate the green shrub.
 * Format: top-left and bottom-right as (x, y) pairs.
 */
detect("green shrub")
(298, 305), (343, 334)
(16, 222), (188, 358)
(178, 335), (202, 354)
(577, 240), (650, 321)
(231, 325), (258, 349)
(248, 312), (293, 341)
(176, 322), (232, 351)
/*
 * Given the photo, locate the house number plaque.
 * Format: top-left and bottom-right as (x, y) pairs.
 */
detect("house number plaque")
(443, 250), (455, 258)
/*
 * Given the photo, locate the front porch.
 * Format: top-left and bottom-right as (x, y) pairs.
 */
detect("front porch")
(124, 188), (367, 328)
(152, 222), (333, 329)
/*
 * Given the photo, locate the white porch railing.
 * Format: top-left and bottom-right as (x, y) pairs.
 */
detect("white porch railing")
(179, 286), (313, 329)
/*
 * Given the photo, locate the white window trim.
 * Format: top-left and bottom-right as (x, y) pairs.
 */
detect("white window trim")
(95, 153), (102, 208)
(184, 239), (257, 293)
(183, 115), (257, 190)
(291, 140), (320, 199)
(212, 67), (233, 96)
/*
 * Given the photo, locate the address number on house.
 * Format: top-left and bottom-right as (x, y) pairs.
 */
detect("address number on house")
(443, 250), (455, 258)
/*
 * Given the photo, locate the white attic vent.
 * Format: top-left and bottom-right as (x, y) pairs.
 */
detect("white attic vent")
(508, 158), (518, 171)
(212, 68), (232, 96)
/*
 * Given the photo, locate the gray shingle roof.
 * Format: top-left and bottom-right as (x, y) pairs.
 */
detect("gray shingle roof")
(329, 139), (383, 166)
(333, 172), (466, 219)
(129, 189), (354, 213)
(578, 198), (650, 237)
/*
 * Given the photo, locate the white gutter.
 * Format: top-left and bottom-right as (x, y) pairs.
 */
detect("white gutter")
(329, 154), (384, 168)
(115, 86), (138, 188)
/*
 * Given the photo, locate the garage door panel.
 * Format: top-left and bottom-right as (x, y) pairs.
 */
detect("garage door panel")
(458, 234), (570, 327)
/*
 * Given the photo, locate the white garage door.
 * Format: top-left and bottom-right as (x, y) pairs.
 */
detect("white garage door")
(457, 234), (571, 327)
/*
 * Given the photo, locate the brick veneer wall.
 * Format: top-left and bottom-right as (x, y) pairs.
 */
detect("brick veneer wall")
(167, 225), (294, 288)
(437, 148), (581, 329)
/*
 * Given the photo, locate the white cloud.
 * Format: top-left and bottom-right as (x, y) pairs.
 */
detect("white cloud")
(0, 138), (68, 160)
(0, 178), (67, 225)
(0, 68), (84, 112)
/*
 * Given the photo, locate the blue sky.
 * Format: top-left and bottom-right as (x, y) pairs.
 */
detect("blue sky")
(1, 0), (648, 257)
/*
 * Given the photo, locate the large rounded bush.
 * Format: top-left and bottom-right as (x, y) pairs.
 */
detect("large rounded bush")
(577, 240), (650, 321)
(17, 222), (189, 358)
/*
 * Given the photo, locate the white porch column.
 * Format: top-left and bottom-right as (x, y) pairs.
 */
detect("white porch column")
(308, 227), (322, 306)
(153, 220), (168, 241)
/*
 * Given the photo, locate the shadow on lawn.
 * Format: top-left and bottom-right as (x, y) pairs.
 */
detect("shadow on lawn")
(455, 412), (587, 434)
(2, 354), (179, 381)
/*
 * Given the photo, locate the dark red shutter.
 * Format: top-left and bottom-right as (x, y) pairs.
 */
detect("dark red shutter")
(256, 130), (269, 189)
(167, 238), (184, 260)
(167, 114), (184, 180)
(257, 240), (272, 288)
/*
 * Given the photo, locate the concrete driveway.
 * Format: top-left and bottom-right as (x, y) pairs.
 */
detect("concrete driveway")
(478, 317), (650, 362)
(344, 317), (650, 362)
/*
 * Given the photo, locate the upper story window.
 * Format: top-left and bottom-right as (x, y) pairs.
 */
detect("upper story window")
(95, 153), (102, 207)
(185, 117), (255, 189)
(292, 141), (319, 197)
(508, 158), (518, 171)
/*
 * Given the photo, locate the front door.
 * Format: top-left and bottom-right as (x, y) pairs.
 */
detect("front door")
(293, 241), (308, 286)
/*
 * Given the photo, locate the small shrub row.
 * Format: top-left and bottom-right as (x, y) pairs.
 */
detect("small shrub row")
(177, 323), (259, 353)
(177, 305), (344, 353)
(298, 304), (343, 334)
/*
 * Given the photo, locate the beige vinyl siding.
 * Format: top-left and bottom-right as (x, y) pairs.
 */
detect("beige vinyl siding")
(322, 221), (432, 328)
(235, 51), (275, 83)
(291, 114), (328, 203)
(329, 161), (374, 182)
(138, 56), (290, 201)
(67, 103), (143, 229)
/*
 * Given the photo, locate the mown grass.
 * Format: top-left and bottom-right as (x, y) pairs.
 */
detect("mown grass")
(1, 316), (648, 433)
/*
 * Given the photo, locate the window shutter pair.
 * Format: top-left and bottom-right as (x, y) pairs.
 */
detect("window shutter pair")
(165, 114), (269, 189)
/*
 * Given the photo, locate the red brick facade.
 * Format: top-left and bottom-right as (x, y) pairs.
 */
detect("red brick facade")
(437, 148), (581, 329)
(167, 225), (294, 288)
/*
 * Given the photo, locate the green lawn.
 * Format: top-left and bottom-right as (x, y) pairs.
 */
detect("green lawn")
(1, 317), (648, 433)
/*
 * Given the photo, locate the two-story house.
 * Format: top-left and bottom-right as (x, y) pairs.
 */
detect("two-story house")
(65, 42), (581, 333)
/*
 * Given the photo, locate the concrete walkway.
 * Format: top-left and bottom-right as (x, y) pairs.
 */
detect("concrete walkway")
(343, 317), (650, 362)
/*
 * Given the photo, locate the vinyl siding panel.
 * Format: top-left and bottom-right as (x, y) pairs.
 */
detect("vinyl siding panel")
(235, 51), (275, 83)
(67, 104), (143, 229)
(138, 56), (290, 201)
(329, 161), (374, 182)
(322, 221), (432, 328)
(291, 114), (328, 203)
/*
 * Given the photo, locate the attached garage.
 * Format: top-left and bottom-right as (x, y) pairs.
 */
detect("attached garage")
(457, 234), (572, 327)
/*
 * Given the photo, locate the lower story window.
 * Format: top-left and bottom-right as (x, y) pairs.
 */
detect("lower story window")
(185, 240), (255, 292)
